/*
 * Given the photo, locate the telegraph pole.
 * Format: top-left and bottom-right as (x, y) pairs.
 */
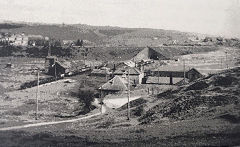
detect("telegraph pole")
(225, 51), (228, 69)
(183, 59), (186, 83)
(55, 61), (57, 78)
(36, 71), (39, 120)
(127, 68), (130, 120)
(100, 86), (103, 114)
(158, 58), (160, 84)
(48, 40), (51, 56)
(105, 68), (108, 82)
(220, 58), (223, 69)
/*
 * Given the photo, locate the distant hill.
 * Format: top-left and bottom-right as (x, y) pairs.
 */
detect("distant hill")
(0, 22), (192, 47)
(0, 23), (26, 30)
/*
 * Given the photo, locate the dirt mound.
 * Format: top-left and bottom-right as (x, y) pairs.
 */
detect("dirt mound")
(211, 75), (237, 86)
(140, 67), (240, 124)
(184, 80), (209, 91)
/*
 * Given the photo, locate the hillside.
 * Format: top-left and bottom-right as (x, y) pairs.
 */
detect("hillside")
(140, 67), (240, 124)
(0, 23), (192, 47)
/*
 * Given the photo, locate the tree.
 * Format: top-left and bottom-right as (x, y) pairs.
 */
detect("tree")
(76, 39), (83, 46)
(77, 88), (95, 113)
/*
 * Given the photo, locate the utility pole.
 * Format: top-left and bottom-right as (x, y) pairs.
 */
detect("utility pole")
(183, 59), (186, 83)
(48, 40), (51, 56)
(100, 86), (103, 114)
(225, 51), (228, 69)
(36, 70), (39, 120)
(158, 58), (160, 84)
(127, 68), (130, 120)
(105, 68), (108, 82)
(55, 61), (57, 78)
(220, 58), (223, 69)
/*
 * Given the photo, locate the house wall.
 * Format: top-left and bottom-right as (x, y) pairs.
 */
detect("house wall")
(101, 90), (121, 97)
(139, 73), (144, 84)
(150, 69), (202, 82)
(117, 74), (141, 85)
(45, 58), (56, 73)
(55, 63), (67, 75)
(187, 71), (202, 82)
(151, 71), (184, 78)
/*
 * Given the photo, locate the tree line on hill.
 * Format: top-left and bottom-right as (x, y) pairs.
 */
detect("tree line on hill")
(0, 38), (85, 57)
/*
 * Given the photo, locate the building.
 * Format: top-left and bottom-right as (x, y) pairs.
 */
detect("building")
(132, 47), (168, 62)
(27, 35), (44, 46)
(63, 40), (75, 46)
(114, 67), (144, 85)
(45, 56), (70, 77)
(149, 68), (203, 84)
(99, 76), (128, 96)
(91, 67), (112, 77)
(186, 68), (203, 82)
(7, 33), (44, 46)
(10, 33), (28, 46)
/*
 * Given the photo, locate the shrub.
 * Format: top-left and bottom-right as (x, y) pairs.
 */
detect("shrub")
(77, 88), (95, 114)
(133, 105), (145, 116)
(12, 111), (22, 116)
(212, 76), (237, 86)
(185, 81), (209, 91)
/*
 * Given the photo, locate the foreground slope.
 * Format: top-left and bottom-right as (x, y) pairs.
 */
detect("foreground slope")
(0, 67), (240, 146)
(141, 67), (240, 124)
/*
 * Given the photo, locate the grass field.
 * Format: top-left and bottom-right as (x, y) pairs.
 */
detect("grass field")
(0, 46), (240, 146)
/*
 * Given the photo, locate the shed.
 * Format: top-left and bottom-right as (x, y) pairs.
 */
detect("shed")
(114, 67), (144, 85)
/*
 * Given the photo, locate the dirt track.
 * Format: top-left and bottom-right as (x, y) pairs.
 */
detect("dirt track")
(0, 105), (106, 131)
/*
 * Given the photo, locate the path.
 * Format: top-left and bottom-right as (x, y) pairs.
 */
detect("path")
(0, 106), (106, 131)
(103, 96), (142, 109)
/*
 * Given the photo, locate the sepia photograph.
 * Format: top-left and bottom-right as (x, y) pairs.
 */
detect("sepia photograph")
(0, 0), (240, 146)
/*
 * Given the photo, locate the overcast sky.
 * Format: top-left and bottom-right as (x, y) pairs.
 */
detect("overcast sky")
(0, 0), (239, 37)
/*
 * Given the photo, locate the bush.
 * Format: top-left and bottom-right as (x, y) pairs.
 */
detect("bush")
(185, 81), (209, 91)
(12, 111), (22, 116)
(133, 105), (145, 116)
(77, 88), (95, 114)
(212, 76), (237, 86)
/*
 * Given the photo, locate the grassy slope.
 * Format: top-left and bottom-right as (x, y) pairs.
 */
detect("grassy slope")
(140, 67), (240, 124)
(1, 23), (191, 47)
(0, 67), (240, 146)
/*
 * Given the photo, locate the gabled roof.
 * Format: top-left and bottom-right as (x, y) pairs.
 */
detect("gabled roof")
(55, 61), (71, 69)
(99, 76), (128, 91)
(132, 47), (168, 62)
(123, 60), (136, 68)
(114, 67), (141, 75)
(151, 66), (202, 75)
(186, 68), (202, 76)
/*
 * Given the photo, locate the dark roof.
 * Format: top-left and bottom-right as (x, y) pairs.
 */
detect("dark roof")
(55, 61), (71, 69)
(132, 47), (169, 61)
(151, 67), (202, 74)
(99, 76), (128, 91)
(186, 68), (202, 75)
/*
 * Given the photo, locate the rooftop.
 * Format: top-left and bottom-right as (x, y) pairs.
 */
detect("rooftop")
(100, 76), (128, 91)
